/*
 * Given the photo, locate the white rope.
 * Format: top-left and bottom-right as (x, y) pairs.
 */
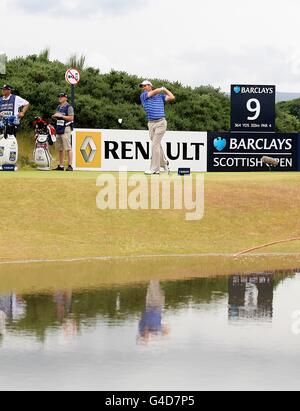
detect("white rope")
(235, 237), (300, 257)
(0, 252), (300, 266)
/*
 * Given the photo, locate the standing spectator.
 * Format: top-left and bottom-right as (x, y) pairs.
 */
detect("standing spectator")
(53, 93), (74, 171)
(0, 84), (29, 122)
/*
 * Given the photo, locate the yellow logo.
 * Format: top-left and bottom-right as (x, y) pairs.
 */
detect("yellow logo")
(75, 131), (101, 169)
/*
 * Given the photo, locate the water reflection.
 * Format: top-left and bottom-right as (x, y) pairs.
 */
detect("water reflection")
(54, 291), (78, 341)
(0, 270), (295, 343)
(54, 291), (73, 322)
(0, 268), (299, 390)
(0, 294), (26, 337)
(228, 274), (273, 322)
(138, 280), (169, 344)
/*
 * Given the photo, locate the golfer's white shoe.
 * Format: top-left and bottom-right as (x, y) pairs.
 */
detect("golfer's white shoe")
(145, 170), (160, 175)
(160, 162), (170, 174)
(164, 164), (170, 174)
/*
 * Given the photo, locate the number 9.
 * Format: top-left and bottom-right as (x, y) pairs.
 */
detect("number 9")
(247, 98), (261, 121)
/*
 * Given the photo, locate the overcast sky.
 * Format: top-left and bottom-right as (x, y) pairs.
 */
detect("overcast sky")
(2, 0), (300, 92)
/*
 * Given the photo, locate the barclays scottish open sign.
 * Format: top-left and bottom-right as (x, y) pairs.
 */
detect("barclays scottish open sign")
(208, 131), (299, 172)
(231, 84), (276, 132)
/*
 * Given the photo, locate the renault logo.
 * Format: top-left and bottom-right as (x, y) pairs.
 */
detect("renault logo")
(80, 136), (97, 163)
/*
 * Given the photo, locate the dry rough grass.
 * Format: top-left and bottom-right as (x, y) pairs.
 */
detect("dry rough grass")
(0, 171), (299, 265)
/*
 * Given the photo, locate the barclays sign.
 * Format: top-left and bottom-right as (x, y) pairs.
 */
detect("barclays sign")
(208, 132), (299, 172)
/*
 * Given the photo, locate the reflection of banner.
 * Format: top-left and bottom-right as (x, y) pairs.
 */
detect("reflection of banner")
(208, 132), (299, 172)
(73, 129), (208, 172)
(0, 294), (26, 322)
(228, 275), (273, 321)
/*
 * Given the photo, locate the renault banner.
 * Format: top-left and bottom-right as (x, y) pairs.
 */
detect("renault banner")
(73, 129), (208, 172)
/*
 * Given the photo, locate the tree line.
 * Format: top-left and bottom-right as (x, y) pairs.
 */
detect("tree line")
(1, 52), (300, 133)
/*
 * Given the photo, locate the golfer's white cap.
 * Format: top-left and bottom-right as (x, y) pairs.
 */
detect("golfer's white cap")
(139, 80), (153, 88)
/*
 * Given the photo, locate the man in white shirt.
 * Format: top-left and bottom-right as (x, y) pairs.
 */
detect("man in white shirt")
(0, 84), (29, 120)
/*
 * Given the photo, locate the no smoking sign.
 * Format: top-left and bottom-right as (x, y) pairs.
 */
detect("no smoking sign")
(65, 68), (81, 85)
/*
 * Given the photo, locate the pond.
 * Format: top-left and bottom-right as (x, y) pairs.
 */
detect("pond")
(0, 260), (299, 391)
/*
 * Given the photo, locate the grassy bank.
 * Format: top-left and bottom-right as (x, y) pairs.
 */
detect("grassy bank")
(0, 171), (299, 264)
(0, 256), (298, 294)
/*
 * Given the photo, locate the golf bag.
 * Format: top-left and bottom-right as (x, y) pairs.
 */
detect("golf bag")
(0, 116), (19, 171)
(33, 118), (56, 171)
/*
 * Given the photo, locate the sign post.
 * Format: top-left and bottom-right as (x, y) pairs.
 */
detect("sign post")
(65, 68), (81, 109)
(71, 83), (75, 111)
(231, 84), (276, 132)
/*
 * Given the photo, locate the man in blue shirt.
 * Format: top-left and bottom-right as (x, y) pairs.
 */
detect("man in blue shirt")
(140, 80), (175, 175)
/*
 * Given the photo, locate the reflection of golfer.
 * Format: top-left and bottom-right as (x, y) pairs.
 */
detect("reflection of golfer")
(138, 280), (169, 344)
(54, 291), (73, 322)
(54, 291), (77, 343)
(140, 80), (175, 175)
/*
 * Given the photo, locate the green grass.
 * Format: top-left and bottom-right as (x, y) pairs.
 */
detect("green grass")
(0, 170), (300, 264)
